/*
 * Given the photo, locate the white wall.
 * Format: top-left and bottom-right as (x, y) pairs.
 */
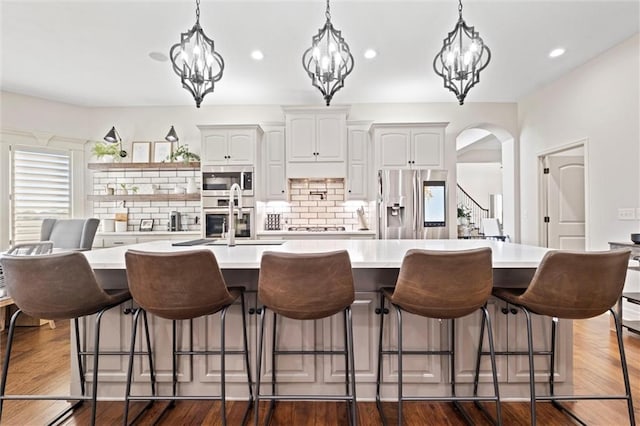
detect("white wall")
(518, 34), (640, 250)
(457, 163), (503, 209)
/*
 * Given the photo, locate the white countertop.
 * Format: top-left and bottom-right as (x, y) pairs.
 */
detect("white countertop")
(96, 231), (200, 237)
(83, 239), (549, 270)
(256, 230), (377, 236)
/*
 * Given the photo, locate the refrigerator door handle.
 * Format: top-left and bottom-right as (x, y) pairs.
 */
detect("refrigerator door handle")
(413, 171), (419, 239)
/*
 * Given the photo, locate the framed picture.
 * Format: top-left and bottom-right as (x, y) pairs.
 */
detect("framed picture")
(139, 218), (154, 232)
(131, 141), (151, 163)
(153, 141), (172, 163)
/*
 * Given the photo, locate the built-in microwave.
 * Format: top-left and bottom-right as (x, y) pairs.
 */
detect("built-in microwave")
(202, 165), (253, 196)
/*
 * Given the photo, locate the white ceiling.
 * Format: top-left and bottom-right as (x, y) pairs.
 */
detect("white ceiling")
(1, 1), (638, 107)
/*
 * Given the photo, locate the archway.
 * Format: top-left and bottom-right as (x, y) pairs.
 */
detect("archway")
(455, 124), (518, 242)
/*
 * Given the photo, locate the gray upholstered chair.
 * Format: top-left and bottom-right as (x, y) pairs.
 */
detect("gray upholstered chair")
(40, 218), (100, 250)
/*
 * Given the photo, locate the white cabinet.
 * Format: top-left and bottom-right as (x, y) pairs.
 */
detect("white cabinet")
(454, 298), (569, 386)
(286, 113), (345, 163)
(261, 125), (287, 200)
(372, 123), (447, 170)
(198, 125), (262, 166)
(346, 123), (371, 200)
(93, 232), (200, 249)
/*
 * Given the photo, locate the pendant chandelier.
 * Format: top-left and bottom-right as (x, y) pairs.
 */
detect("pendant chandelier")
(169, 0), (224, 108)
(433, 0), (491, 105)
(302, 0), (354, 106)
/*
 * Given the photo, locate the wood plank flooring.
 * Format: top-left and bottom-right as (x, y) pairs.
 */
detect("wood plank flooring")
(1, 314), (638, 425)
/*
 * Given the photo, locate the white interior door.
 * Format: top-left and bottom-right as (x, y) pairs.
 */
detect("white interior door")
(545, 155), (585, 250)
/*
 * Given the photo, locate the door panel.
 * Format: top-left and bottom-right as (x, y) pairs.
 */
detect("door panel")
(547, 156), (585, 250)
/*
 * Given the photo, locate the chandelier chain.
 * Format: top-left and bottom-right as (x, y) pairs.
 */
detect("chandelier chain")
(458, 0), (463, 16)
(325, 0), (331, 21)
(196, 0), (200, 23)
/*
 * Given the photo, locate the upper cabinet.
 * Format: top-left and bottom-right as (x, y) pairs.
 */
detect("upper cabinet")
(285, 112), (346, 162)
(261, 124), (287, 200)
(283, 106), (349, 178)
(346, 122), (371, 200)
(198, 124), (263, 166)
(371, 123), (448, 170)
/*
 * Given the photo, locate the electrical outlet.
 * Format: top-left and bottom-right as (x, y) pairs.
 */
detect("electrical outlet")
(618, 208), (636, 220)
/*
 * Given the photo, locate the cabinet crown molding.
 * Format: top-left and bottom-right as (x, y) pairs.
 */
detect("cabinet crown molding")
(282, 105), (351, 116)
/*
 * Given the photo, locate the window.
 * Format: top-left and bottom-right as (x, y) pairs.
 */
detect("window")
(11, 147), (71, 244)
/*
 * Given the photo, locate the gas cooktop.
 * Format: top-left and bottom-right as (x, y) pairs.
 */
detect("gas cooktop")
(288, 226), (346, 232)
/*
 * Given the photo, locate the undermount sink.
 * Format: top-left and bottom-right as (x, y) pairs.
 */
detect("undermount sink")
(206, 240), (285, 246)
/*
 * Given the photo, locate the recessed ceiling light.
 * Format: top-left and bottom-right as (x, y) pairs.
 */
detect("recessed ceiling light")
(549, 48), (565, 58)
(364, 49), (377, 59)
(148, 51), (168, 62)
(251, 50), (264, 61)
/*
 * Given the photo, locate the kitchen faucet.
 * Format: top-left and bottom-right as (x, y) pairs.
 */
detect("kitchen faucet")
(228, 183), (243, 246)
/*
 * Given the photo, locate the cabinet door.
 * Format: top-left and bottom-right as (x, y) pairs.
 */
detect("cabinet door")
(506, 302), (568, 383)
(263, 128), (287, 200)
(316, 115), (345, 162)
(347, 128), (368, 200)
(453, 298), (507, 384)
(259, 311), (317, 385)
(228, 130), (255, 165)
(287, 115), (316, 162)
(323, 292), (378, 384)
(378, 129), (411, 168)
(380, 307), (443, 384)
(412, 128), (443, 168)
(199, 292), (255, 398)
(202, 132), (229, 164)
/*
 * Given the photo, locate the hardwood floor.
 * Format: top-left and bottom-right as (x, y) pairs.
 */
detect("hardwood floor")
(0, 314), (638, 425)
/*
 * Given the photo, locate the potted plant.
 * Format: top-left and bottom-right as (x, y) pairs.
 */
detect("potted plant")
(167, 144), (200, 164)
(118, 183), (139, 195)
(457, 205), (471, 225)
(91, 142), (121, 162)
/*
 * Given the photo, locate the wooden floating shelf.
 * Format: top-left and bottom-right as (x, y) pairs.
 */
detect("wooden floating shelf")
(88, 194), (201, 202)
(88, 162), (200, 171)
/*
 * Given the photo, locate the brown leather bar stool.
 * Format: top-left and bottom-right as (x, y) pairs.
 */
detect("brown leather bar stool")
(255, 250), (357, 426)
(474, 249), (634, 425)
(0, 251), (154, 426)
(124, 249), (253, 425)
(376, 248), (501, 425)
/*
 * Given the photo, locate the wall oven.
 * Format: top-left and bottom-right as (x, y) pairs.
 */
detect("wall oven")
(202, 197), (254, 239)
(202, 165), (254, 196)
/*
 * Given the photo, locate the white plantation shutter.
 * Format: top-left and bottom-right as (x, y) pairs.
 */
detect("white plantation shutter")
(11, 147), (71, 244)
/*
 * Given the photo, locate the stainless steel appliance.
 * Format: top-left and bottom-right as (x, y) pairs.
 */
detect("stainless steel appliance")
(378, 169), (448, 239)
(202, 196), (254, 239)
(169, 211), (182, 232)
(201, 165), (254, 196)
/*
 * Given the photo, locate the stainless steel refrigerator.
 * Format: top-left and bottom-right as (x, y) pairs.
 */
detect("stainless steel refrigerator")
(378, 169), (449, 239)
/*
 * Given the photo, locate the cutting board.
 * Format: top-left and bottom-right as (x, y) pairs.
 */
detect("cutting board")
(114, 207), (128, 222)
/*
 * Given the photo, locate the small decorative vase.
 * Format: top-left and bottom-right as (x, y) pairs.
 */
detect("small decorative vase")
(186, 177), (198, 194)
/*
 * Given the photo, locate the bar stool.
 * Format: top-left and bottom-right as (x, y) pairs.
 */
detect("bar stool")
(123, 249), (253, 425)
(255, 250), (357, 426)
(376, 248), (501, 425)
(0, 251), (154, 426)
(475, 249), (634, 425)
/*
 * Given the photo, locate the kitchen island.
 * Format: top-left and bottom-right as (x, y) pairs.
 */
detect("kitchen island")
(79, 239), (572, 401)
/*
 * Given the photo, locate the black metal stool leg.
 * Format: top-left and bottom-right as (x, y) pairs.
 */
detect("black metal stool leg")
(254, 306), (266, 426)
(123, 308), (142, 426)
(483, 305), (502, 425)
(472, 306), (487, 399)
(522, 307), (537, 425)
(264, 311), (277, 426)
(375, 292), (387, 425)
(0, 309), (22, 420)
(239, 292), (253, 426)
(74, 317), (86, 397)
(142, 310), (156, 397)
(220, 306), (229, 425)
(89, 308), (108, 425)
(611, 308), (636, 426)
(395, 304), (403, 426)
(346, 306), (358, 426)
